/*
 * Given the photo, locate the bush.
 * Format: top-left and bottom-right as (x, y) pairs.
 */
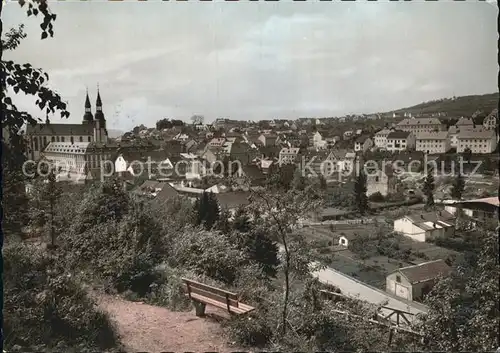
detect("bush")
(147, 266), (192, 311)
(368, 192), (385, 202)
(226, 314), (274, 348)
(61, 197), (166, 296)
(3, 243), (119, 351)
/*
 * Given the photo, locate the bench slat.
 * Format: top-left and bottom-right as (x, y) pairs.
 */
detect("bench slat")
(187, 285), (239, 308)
(187, 293), (254, 314)
(182, 278), (238, 300)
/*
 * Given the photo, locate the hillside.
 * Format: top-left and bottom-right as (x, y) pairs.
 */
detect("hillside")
(390, 92), (498, 117)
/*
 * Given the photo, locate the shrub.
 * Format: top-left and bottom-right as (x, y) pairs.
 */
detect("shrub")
(226, 314), (274, 348)
(147, 266), (192, 311)
(61, 203), (165, 296)
(3, 243), (119, 351)
(368, 192), (385, 202)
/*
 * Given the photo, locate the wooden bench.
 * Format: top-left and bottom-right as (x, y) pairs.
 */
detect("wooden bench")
(182, 277), (255, 317)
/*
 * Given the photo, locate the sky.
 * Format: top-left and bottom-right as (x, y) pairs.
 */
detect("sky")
(3, 1), (498, 131)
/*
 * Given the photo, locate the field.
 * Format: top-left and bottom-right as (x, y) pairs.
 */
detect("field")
(296, 223), (458, 290)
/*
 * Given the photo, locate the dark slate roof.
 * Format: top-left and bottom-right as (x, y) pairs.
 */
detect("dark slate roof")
(398, 259), (451, 284)
(387, 130), (411, 139)
(240, 164), (266, 180)
(216, 192), (251, 209)
(406, 210), (455, 224)
(153, 183), (180, 206)
(355, 135), (371, 143)
(26, 123), (93, 136)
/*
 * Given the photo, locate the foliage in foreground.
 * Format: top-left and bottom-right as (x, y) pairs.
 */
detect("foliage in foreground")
(3, 243), (119, 351)
(59, 180), (166, 296)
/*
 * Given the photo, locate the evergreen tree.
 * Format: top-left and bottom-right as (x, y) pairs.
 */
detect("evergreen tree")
(291, 168), (307, 191)
(450, 172), (465, 200)
(318, 175), (327, 190)
(353, 171), (368, 215)
(422, 167), (435, 208)
(193, 192), (220, 230)
(232, 206), (251, 233)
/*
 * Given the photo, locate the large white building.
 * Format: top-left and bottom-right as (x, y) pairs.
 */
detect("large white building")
(396, 117), (445, 134)
(25, 89), (108, 161)
(457, 129), (498, 154)
(415, 131), (451, 154)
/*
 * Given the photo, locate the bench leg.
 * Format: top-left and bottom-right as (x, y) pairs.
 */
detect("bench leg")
(193, 301), (206, 317)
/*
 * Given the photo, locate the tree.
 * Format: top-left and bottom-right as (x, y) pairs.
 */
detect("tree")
(156, 118), (173, 130)
(28, 166), (62, 246)
(422, 167), (435, 208)
(190, 115), (204, 125)
(420, 231), (499, 351)
(291, 168), (306, 191)
(193, 192), (220, 230)
(450, 172), (465, 200)
(462, 147), (472, 164)
(353, 171), (368, 215)
(248, 186), (323, 336)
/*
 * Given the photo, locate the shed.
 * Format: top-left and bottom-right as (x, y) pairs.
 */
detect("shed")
(386, 259), (451, 302)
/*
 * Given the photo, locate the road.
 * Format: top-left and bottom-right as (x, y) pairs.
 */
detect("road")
(278, 245), (427, 325)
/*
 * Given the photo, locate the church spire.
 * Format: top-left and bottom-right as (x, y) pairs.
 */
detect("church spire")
(83, 87), (94, 123)
(96, 83), (102, 111)
(85, 88), (91, 110)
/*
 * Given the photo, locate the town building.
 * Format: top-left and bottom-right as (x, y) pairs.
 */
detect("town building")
(258, 133), (278, 147)
(444, 196), (499, 226)
(386, 131), (415, 152)
(456, 129), (498, 154)
(374, 128), (392, 149)
(354, 135), (373, 153)
(483, 108), (497, 130)
(415, 131), (450, 154)
(279, 147), (301, 165)
(25, 89), (108, 161)
(393, 210), (455, 242)
(386, 260), (452, 302)
(455, 116), (475, 128)
(396, 117), (445, 134)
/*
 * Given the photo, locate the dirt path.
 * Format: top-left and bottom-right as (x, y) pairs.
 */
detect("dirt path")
(96, 294), (243, 352)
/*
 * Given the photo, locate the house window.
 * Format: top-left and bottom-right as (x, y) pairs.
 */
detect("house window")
(43, 136), (47, 146)
(396, 275), (401, 283)
(51, 136), (55, 142)
(61, 137), (65, 142)
(34, 137), (39, 151)
(88, 136), (91, 142)
(79, 136), (83, 142)
(70, 136), (74, 144)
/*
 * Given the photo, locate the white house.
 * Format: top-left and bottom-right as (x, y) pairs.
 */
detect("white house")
(374, 128), (392, 149)
(393, 211), (455, 242)
(457, 128), (498, 154)
(415, 131), (450, 154)
(386, 130), (415, 152)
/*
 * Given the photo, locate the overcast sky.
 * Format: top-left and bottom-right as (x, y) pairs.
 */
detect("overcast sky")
(3, 1), (498, 131)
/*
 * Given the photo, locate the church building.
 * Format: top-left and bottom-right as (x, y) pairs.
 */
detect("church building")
(25, 88), (108, 161)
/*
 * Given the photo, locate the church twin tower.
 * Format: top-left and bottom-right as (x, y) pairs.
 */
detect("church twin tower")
(83, 88), (108, 144)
